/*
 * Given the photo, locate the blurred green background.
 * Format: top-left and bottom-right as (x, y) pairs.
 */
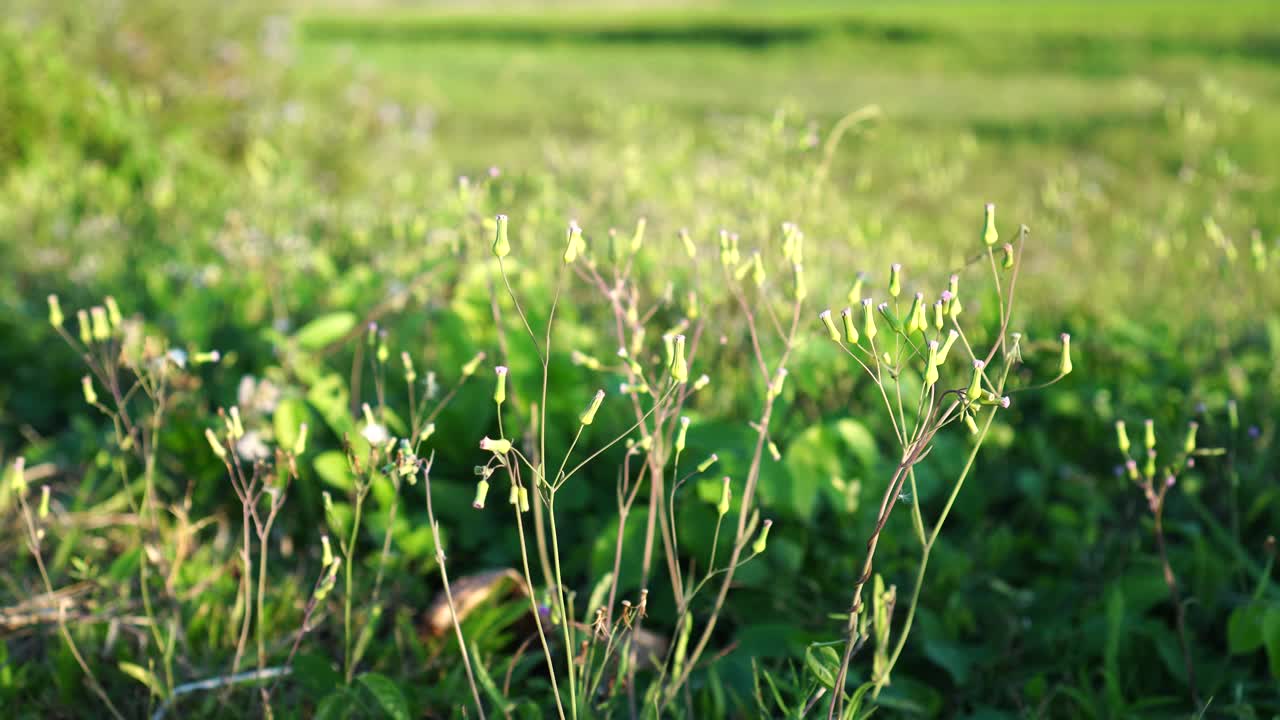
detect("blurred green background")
(1, 0), (1278, 717)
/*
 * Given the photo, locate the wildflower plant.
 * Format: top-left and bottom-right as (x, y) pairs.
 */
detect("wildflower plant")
(813, 207), (1072, 716)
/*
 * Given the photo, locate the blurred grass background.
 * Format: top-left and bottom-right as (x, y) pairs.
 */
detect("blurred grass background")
(2, 0), (1279, 716)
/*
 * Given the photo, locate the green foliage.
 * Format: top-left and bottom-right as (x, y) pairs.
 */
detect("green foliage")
(1, 0), (1279, 718)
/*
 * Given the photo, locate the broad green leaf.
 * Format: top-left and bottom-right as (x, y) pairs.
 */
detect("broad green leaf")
(294, 312), (358, 351)
(1227, 603), (1266, 654)
(314, 451), (354, 491)
(1264, 605), (1280, 678)
(274, 397), (311, 452)
(358, 672), (410, 720)
(314, 689), (355, 720)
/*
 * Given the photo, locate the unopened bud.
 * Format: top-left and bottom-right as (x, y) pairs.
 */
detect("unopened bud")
(679, 228), (697, 259)
(294, 423), (309, 455)
(630, 217), (647, 253)
(229, 407), (245, 440)
(693, 374), (710, 391)
(1183, 422), (1198, 454)
(1001, 243), (1014, 269)
(888, 263), (902, 298)
(717, 477), (732, 516)
(401, 352), (416, 384)
(768, 441), (781, 461)
(494, 366), (508, 404)
(480, 436), (512, 455)
(792, 263), (807, 302)
(580, 390), (605, 425)
(966, 360), (986, 400)
(205, 428), (226, 459)
(847, 273), (866, 306)
(47, 295), (64, 327)
(473, 480), (491, 509)
(1115, 420), (1131, 454)
(877, 303), (902, 334)
(819, 310), (840, 342)
(461, 352), (486, 377)
(90, 307), (110, 341)
(11, 458), (26, 495)
(82, 375), (98, 406)
(1144, 419), (1156, 451)
(840, 308), (859, 344)
(671, 335), (689, 384)
(906, 293), (926, 335)
(982, 203), (999, 245)
(862, 299), (878, 342)
(77, 310), (92, 344)
(769, 368), (788, 399)
(924, 341), (940, 387)
(564, 221), (586, 264)
(493, 214), (511, 258)
(933, 300), (945, 330)
(696, 454), (718, 473)
(105, 296), (123, 329)
(38, 485), (50, 519)
(937, 329), (958, 363)
(321, 535), (334, 567)
(518, 486), (530, 513)
(1058, 333), (1072, 376)
(752, 519), (772, 554)
(676, 416), (690, 453)
(964, 412), (979, 435)
(419, 423), (436, 442)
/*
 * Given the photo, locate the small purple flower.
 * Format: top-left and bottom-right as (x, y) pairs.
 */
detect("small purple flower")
(1249, 426), (1261, 439)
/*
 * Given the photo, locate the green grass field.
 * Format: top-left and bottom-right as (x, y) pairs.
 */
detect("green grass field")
(2, 1), (1278, 717)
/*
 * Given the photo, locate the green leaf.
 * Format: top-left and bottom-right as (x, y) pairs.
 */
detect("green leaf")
(357, 672), (410, 720)
(470, 642), (511, 713)
(274, 397), (311, 452)
(779, 419), (879, 520)
(293, 653), (342, 696)
(294, 312), (358, 351)
(314, 451), (354, 491)
(1264, 605), (1280, 678)
(314, 689), (355, 720)
(1227, 603), (1266, 654)
(805, 645), (838, 689)
(118, 661), (165, 699)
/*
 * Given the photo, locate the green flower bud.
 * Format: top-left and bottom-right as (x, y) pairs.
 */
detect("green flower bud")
(494, 366), (508, 404)
(907, 293), (926, 335)
(1183, 421), (1198, 454)
(193, 351), (221, 364)
(792, 263), (807, 302)
(630, 217), (647, 253)
(671, 335), (689, 384)
(82, 375), (98, 406)
(819, 310), (840, 341)
(10, 458), (26, 496)
(1144, 449), (1156, 479)
(205, 428), (226, 459)
(982, 203), (999, 245)
(679, 228), (697, 259)
(877, 303), (902, 334)
(937, 329), (959, 363)
(924, 341), (940, 387)
(676, 416), (690, 453)
(696, 454), (718, 473)
(847, 273), (866, 307)
(841, 308), (859, 344)
(563, 221), (586, 263)
(1001, 243), (1015, 269)
(1115, 420), (1131, 454)
(693, 374), (711, 391)
(862, 299), (878, 342)
(752, 252), (766, 288)
(493, 214), (511, 258)
(964, 412), (979, 435)
(38, 485), (50, 519)
(77, 310), (91, 344)
(480, 436), (512, 455)
(933, 300), (945, 330)
(966, 360), (986, 401)
(686, 290), (699, 319)
(47, 295), (64, 327)
(888, 263), (902, 298)
(105, 296), (123, 330)
(1059, 333), (1072, 376)
(321, 535), (334, 567)
(90, 307), (110, 341)
(518, 486), (530, 513)
(472, 479), (491, 509)
(580, 389), (605, 425)
(752, 519), (772, 554)
(229, 406), (245, 440)
(461, 352), (485, 378)
(768, 441), (781, 461)
(717, 477), (732, 516)
(508, 482), (519, 506)
(1143, 419), (1156, 451)
(401, 352), (416, 384)
(294, 423), (309, 455)
(419, 423), (436, 443)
